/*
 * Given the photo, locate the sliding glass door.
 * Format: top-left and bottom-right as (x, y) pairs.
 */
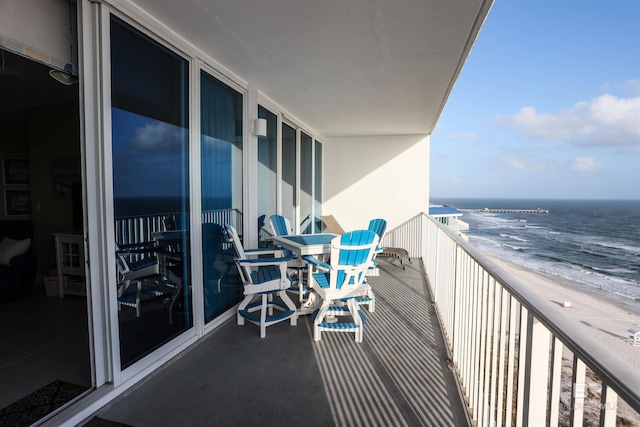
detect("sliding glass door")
(281, 123), (297, 230)
(111, 16), (192, 369)
(200, 71), (244, 323)
(257, 105), (278, 247)
(300, 132), (313, 233)
(314, 140), (323, 232)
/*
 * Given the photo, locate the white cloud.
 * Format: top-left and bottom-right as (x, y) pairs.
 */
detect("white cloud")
(496, 94), (640, 149)
(567, 156), (602, 172)
(129, 122), (183, 154)
(451, 132), (480, 141)
(622, 78), (640, 92)
(499, 154), (551, 173)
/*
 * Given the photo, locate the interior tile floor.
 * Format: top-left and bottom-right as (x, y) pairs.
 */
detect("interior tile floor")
(0, 286), (91, 410)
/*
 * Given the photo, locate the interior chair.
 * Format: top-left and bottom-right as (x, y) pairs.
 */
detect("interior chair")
(269, 214), (310, 303)
(225, 224), (298, 338)
(115, 242), (181, 324)
(306, 230), (379, 343)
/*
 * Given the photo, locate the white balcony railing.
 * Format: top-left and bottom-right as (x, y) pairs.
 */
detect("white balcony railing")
(384, 212), (640, 427)
(114, 209), (242, 246)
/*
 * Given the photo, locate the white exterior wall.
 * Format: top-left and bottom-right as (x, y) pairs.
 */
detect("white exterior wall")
(322, 134), (430, 231)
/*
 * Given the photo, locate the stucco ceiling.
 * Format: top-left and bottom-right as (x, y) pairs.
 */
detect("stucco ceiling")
(128, 0), (492, 138)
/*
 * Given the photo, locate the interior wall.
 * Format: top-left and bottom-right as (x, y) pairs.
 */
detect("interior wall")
(0, 121), (31, 220)
(27, 102), (81, 279)
(322, 134), (430, 232)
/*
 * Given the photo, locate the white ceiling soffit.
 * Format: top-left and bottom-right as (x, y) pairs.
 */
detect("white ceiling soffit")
(128, 0), (493, 138)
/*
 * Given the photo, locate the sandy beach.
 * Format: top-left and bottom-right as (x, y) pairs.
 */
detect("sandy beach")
(483, 253), (640, 372)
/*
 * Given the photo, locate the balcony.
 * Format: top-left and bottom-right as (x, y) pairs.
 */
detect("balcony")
(91, 213), (639, 426)
(90, 252), (469, 425)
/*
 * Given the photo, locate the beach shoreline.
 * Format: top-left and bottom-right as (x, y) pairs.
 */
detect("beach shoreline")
(481, 251), (640, 371)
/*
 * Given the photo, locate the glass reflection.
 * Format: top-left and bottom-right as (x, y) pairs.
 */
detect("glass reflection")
(300, 132), (313, 233)
(201, 71), (244, 323)
(257, 105), (277, 247)
(111, 16), (192, 369)
(282, 123), (296, 229)
(314, 140), (323, 233)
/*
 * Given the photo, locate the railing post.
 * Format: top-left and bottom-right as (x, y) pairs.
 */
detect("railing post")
(600, 386), (618, 427)
(522, 313), (551, 427)
(549, 337), (563, 426)
(571, 357), (587, 427)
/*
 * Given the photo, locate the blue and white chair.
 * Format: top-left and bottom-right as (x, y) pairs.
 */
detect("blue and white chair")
(225, 224), (298, 338)
(269, 214), (310, 304)
(306, 230), (379, 343)
(354, 218), (387, 312)
(115, 242), (180, 324)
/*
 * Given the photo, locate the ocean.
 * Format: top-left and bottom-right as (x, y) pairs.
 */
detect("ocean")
(431, 198), (640, 309)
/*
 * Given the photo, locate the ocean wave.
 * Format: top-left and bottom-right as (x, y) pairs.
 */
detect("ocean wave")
(592, 240), (640, 255)
(451, 199), (640, 307)
(499, 233), (528, 242)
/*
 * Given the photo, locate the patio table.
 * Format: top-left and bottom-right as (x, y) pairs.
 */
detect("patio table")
(271, 233), (337, 314)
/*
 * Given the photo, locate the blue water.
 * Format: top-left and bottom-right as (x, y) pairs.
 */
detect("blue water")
(431, 198), (640, 308)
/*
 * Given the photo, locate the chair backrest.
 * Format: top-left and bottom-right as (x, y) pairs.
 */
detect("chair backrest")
(320, 215), (346, 235)
(115, 244), (131, 276)
(367, 218), (387, 244)
(224, 224), (253, 284)
(270, 215), (292, 236)
(326, 230), (379, 292)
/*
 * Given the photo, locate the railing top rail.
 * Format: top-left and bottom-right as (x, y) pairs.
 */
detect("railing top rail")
(424, 212), (640, 410)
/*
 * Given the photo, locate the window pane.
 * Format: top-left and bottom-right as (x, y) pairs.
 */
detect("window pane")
(314, 140), (323, 233)
(300, 132), (312, 233)
(200, 70), (244, 323)
(257, 105), (277, 247)
(111, 16), (192, 369)
(281, 123), (296, 228)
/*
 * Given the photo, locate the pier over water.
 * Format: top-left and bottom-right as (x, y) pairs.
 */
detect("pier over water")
(481, 207), (549, 214)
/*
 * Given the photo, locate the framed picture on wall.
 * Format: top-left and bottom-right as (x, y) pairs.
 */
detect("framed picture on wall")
(4, 189), (32, 216)
(52, 158), (81, 199)
(3, 158), (30, 185)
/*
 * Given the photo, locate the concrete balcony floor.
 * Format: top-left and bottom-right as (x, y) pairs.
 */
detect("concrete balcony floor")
(91, 259), (469, 426)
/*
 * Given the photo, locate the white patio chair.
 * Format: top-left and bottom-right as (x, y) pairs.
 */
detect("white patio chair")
(353, 218), (387, 313)
(269, 214), (310, 303)
(306, 230), (379, 343)
(225, 224), (298, 338)
(115, 242), (181, 324)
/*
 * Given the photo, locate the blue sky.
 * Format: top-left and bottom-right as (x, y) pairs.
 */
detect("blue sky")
(431, 0), (640, 200)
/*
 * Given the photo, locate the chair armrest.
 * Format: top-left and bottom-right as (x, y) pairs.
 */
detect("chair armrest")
(236, 255), (293, 267)
(10, 253), (37, 270)
(244, 248), (285, 257)
(302, 255), (331, 271)
(117, 242), (158, 255)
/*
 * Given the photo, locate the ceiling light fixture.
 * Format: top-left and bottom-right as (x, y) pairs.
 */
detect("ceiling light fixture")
(49, 63), (78, 85)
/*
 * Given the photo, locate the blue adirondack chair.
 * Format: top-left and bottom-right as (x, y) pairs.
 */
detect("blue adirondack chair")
(306, 230), (379, 343)
(225, 224), (298, 338)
